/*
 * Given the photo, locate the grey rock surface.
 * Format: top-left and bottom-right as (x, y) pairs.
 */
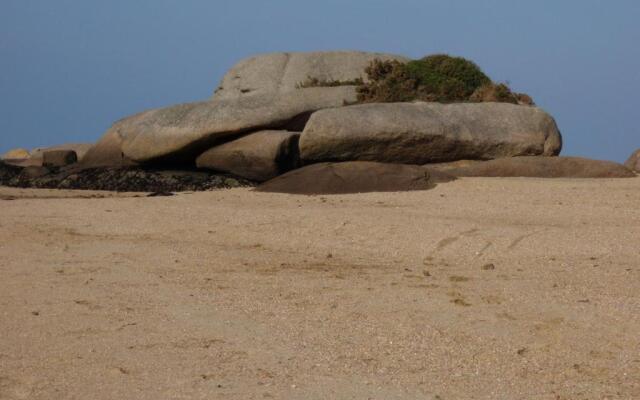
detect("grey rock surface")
(114, 89), (350, 162)
(299, 102), (562, 164)
(213, 51), (409, 101)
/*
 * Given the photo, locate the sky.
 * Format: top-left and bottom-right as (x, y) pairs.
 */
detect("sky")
(1, 0), (638, 162)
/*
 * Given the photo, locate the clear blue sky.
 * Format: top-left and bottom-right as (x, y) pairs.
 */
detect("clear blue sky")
(1, 0), (638, 161)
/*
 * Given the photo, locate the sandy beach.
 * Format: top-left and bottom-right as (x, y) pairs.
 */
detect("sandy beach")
(1, 177), (639, 399)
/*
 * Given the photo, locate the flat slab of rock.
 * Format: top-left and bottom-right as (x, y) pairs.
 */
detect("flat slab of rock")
(213, 51), (408, 101)
(98, 89), (351, 163)
(425, 156), (635, 178)
(625, 149), (640, 172)
(256, 161), (435, 195)
(196, 130), (300, 182)
(300, 102), (562, 164)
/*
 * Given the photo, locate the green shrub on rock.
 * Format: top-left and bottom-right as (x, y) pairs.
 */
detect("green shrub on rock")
(356, 54), (534, 105)
(404, 54), (491, 101)
(355, 60), (419, 103)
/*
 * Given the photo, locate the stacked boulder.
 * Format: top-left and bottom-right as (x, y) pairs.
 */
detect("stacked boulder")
(62, 51), (638, 193)
(82, 51), (408, 169)
(299, 102), (562, 164)
(196, 130), (300, 182)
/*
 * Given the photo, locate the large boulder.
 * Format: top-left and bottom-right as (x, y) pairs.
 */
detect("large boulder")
(196, 130), (300, 182)
(299, 102), (562, 164)
(213, 51), (409, 101)
(113, 89), (353, 163)
(624, 149), (640, 173)
(425, 156), (635, 178)
(256, 161), (436, 195)
(104, 51), (406, 164)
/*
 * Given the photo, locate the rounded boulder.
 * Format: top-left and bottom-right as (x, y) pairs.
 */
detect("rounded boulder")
(196, 130), (300, 182)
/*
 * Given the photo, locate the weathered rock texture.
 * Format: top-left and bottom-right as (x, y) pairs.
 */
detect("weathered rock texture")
(92, 89), (351, 164)
(624, 149), (640, 173)
(256, 161), (435, 195)
(300, 102), (562, 165)
(213, 51), (409, 101)
(196, 130), (300, 182)
(426, 156), (635, 178)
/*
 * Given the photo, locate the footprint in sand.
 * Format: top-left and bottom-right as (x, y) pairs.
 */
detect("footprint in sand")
(435, 228), (480, 251)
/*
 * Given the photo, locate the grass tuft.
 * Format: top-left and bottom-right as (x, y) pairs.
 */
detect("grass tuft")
(296, 76), (363, 89)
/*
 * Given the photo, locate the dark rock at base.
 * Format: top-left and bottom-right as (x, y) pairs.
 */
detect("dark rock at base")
(43, 150), (78, 167)
(0, 162), (255, 192)
(426, 156), (636, 178)
(20, 166), (52, 178)
(256, 161), (437, 195)
(0, 161), (22, 181)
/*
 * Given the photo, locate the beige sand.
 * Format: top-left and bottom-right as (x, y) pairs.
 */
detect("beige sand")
(1, 177), (639, 399)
